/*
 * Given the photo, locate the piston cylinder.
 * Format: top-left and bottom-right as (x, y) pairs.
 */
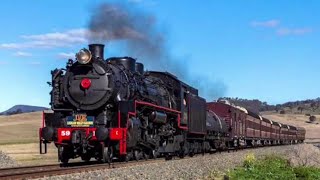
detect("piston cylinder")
(148, 111), (167, 124)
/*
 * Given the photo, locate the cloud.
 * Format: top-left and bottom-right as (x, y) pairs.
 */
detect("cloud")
(57, 52), (75, 59)
(251, 19), (280, 28)
(0, 28), (89, 49)
(13, 51), (32, 57)
(0, 27), (147, 50)
(251, 19), (313, 36)
(276, 27), (313, 36)
(21, 29), (87, 43)
(0, 43), (22, 49)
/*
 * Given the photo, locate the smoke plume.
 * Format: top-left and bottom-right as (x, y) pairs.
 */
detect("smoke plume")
(88, 2), (226, 100)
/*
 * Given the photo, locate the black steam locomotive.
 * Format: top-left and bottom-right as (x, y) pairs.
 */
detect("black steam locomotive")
(39, 44), (229, 163)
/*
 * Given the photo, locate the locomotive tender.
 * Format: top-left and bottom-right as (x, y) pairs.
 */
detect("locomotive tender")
(39, 44), (305, 164)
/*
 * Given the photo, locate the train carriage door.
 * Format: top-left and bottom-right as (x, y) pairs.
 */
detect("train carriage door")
(228, 109), (233, 137)
(245, 114), (248, 137)
(229, 109), (234, 138)
(234, 111), (237, 138)
(241, 114), (244, 137)
(259, 120), (262, 139)
(238, 112), (243, 137)
(242, 113), (245, 137)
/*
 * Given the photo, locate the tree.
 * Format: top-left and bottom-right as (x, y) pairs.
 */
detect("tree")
(311, 102), (319, 112)
(7, 108), (22, 115)
(15, 108), (22, 114)
(275, 105), (281, 113)
(297, 106), (304, 114)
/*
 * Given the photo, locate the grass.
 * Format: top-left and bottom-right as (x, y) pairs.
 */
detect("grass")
(227, 154), (320, 180)
(294, 166), (320, 179)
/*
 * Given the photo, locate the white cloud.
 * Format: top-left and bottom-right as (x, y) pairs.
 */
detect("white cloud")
(0, 28), (89, 49)
(13, 51), (32, 57)
(251, 20), (280, 28)
(276, 27), (313, 36)
(251, 19), (313, 36)
(0, 43), (22, 49)
(21, 29), (87, 43)
(0, 27), (145, 50)
(57, 52), (75, 59)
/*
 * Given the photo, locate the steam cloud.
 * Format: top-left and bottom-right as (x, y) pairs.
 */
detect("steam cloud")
(88, 2), (226, 100)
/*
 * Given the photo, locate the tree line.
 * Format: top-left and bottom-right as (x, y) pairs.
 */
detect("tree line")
(218, 97), (320, 114)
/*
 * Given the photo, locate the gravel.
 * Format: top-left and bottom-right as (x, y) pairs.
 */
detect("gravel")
(287, 143), (320, 167)
(0, 150), (17, 168)
(36, 145), (308, 180)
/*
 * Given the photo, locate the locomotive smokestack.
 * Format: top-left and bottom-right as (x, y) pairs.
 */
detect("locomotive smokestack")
(135, 62), (144, 74)
(89, 44), (105, 60)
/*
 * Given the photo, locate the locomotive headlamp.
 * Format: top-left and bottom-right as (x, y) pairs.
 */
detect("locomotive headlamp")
(76, 48), (92, 64)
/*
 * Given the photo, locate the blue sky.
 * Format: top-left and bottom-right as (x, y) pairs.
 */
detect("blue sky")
(0, 0), (319, 111)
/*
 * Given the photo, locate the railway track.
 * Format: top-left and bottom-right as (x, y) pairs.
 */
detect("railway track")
(0, 159), (165, 180)
(0, 164), (60, 180)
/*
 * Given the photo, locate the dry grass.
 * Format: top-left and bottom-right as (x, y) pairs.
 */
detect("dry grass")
(0, 112), (59, 165)
(0, 143), (58, 166)
(0, 112), (42, 145)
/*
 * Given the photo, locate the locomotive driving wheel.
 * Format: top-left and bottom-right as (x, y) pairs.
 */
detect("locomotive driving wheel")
(151, 150), (157, 159)
(143, 151), (150, 160)
(178, 148), (185, 158)
(134, 150), (142, 161)
(81, 154), (91, 162)
(58, 146), (69, 165)
(102, 146), (113, 164)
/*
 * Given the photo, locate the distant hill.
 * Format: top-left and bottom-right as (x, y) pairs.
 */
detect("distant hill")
(0, 105), (48, 115)
(219, 97), (320, 115)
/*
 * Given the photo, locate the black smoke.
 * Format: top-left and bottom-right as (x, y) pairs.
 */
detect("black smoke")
(88, 2), (226, 100)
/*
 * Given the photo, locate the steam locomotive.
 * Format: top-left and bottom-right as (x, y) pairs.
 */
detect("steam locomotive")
(39, 44), (305, 164)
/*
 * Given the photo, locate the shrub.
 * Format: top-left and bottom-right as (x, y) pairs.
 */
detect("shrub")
(294, 166), (320, 180)
(243, 153), (256, 168)
(227, 155), (320, 180)
(309, 116), (317, 122)
(280, 110), (286, 114)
